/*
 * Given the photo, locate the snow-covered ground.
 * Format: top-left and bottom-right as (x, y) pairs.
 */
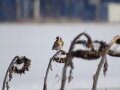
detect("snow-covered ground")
(0, 23), (120, 90)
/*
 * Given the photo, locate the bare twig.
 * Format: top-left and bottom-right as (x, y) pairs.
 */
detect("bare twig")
(43, 50), (63, 90)
(92, 35), (120, 90)
(60, 32), (92, 90)
(2, 56), (19, 90)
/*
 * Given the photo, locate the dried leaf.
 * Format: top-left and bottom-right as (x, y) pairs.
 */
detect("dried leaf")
(103, 60), (108, 76)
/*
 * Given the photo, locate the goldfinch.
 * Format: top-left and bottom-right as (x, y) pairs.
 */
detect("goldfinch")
(52, 36), (64, 51)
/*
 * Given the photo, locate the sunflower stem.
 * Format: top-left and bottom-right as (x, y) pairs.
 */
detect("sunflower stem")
(2, 56), (18, 90)
(43, 50), (62, 90)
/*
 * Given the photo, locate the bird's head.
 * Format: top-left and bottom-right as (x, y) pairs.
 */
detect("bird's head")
(56, 36), (62, 41)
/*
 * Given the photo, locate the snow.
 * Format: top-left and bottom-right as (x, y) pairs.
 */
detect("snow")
(93, 42), (101, 51)
(73, 41), (102, 51)
(54, 51), (66, 59)
(110, 43), (120, 53)
(14, 63), (24, 70)
(0, 23), (120, 90)
(73, 43), (92, 51)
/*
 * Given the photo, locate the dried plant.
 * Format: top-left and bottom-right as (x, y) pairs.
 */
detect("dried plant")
(53, 50), (68, 63)
(60, 32), (96, 90)
(43, 50), (67, 90)
(108, 38), (120, 57)
(103, 59), (108, 76)
(2, 56), (31, 90)
(71, 40), (107, 60)
(44, 34), (120, 90)
(60, 32), (119, 90)
(92, 35), (120, 90)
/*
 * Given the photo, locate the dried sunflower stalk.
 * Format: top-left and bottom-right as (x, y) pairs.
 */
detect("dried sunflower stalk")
(2, 56), (31, 90)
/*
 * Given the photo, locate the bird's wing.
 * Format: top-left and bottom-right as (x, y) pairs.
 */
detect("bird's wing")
(52, 41), (57, 50)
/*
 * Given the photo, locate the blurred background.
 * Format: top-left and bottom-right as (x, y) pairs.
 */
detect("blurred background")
(0, 0), (120, 22)
(0, 0), (120, 90)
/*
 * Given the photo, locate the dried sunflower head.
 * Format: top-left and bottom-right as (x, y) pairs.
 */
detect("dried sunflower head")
(108, 39), (120, 57)
(72, 40), (107, 60)
(3, 56), (31, 90)
(53, 50), (67, 63)
(11, 56), (31, 75)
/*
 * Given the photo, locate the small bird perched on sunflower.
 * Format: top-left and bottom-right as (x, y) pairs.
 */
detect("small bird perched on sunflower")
(52, 36), (64, 51)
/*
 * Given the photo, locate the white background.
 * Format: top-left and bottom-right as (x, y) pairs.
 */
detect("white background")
(0, 23), (120, 90)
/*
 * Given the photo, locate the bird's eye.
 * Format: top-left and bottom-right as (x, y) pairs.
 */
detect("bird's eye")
(56, 36), (60, 40)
